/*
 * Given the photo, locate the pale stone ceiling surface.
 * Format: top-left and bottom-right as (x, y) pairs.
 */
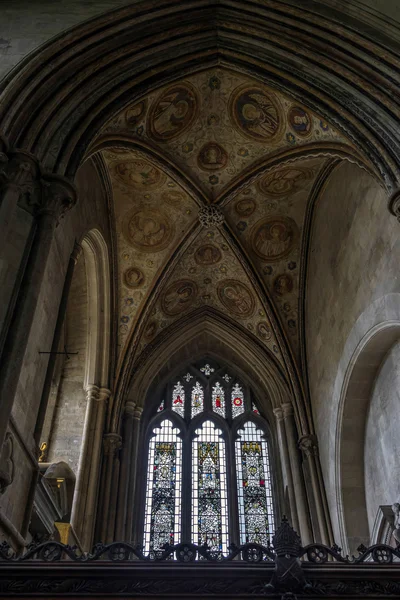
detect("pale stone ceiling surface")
(99, 68), (354, 369)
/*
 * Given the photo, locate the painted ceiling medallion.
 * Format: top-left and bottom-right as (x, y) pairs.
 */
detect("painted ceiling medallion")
(217, 279), (255, 318)
(235, 197), (256, 217)
(125, 99), (148, 127)
(229, 84), (283, 142)
(197, 142), (228, 171)
(194, 244), (222, 265)
(161, 280), (198, 316)
(144, 320), (158, 340)
(257, 322), (272, 341)
(288, 105), (312, 137)
(258, 166), (314, 197)
(147, 82), (199, 141)
(123, 208), (173, 252)
(162, 190), (186, 207)
(273, 273), (294, 296)
(112, 159), (166, 190)
(124, 267), (145, 288)
(251, 216), (298, 262)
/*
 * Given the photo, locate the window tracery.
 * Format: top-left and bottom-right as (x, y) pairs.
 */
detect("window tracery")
(142, 360), (275, 557)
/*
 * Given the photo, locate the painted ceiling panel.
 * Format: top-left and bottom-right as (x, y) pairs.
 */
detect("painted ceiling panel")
(98, 68), (355, 371)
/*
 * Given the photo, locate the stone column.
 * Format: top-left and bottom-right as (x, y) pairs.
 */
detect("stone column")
(115, 401), (136, 540)
(273, 407), (299, 533)
(281, 402), (312, 545)
(81, 387), (110, 549)
(125, 406), (143, 542)
(0, 147), (41, 355)
(298, 434), (330, 546)
(101, 433), (122, 542)
(34, 241), (82, 446)
(0, 174), (77, 456)
(0, 146), (40, 253)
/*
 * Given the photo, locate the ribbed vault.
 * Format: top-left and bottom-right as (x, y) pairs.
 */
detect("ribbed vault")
(0, 1), (399, 188)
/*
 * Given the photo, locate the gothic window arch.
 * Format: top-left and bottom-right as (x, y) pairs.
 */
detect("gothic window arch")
(140, 359), (276, 556)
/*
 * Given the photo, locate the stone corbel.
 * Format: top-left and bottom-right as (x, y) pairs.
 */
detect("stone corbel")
(298, 434), (319, 458)
(103, 433), (122, 457)
(0, 432), (14, 494)
(0, 150), (41, 205)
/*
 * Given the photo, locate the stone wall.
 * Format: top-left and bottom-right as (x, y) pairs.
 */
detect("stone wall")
(305, 161), (400, 544)
(365, 340), (400, 533)
(46, 253), (88, 474)
(0, 157), (112, 545)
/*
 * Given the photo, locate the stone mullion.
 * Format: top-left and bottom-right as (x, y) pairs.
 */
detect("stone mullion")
(0, 174), (77, 459)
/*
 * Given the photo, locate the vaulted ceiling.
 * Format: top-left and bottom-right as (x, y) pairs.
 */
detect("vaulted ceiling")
(95, 67), (363, 381)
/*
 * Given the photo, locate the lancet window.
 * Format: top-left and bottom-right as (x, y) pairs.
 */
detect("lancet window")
(141, 360), (275, 557)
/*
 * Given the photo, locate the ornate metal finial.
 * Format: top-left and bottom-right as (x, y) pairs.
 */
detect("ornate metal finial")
(272, 519), (302, 558)
(38, 441), (48, 463)
(198, 205), (224, 228)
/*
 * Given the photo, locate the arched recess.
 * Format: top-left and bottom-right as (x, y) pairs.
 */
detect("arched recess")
(337, 315), (400, 554)
(41, 228), (112, 548)
(0, 1), (398, 187)
(115, 309), (296, 542)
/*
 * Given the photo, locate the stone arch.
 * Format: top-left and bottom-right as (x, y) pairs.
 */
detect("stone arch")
(80, 228), (111, 390)
(125, 310), (290, 428)
(336, 295), (400, 554)
(0, 2), (398, 187)
(117, 311), (290, 541)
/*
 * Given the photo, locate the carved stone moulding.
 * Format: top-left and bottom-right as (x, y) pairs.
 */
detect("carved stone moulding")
(198, 205), (224, 228)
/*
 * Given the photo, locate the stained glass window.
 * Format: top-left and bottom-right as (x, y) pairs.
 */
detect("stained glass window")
(192, 421), (228, 554)
(172, 382), (185, 418)
(231, 383), (245, 418)
(144, 420), (182, 555)
(143, 362), (275, 558)
(212, 381), (225, 418)
(191, 381), (204, 418)
(235, 421), (274, 546)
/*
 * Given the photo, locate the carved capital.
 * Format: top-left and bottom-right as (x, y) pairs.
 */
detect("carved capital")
(98, 388), (111, 403)
(198, 205), (224, 228)
(133, 406), (143, 421)
(19, 174), (77, 222)
(1, 151), (41, 203)
(298, 434), (319, 458)
(124, 401), (136, 416)
(281, 402), (294, 418)
(85, 385), (100, 402)
(103, 433), (122, 456)
(388, 189), (400, 222)
(38, 175), (77, 221)
(0, 432), (14, 494)
(273, 407), (284, 421)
